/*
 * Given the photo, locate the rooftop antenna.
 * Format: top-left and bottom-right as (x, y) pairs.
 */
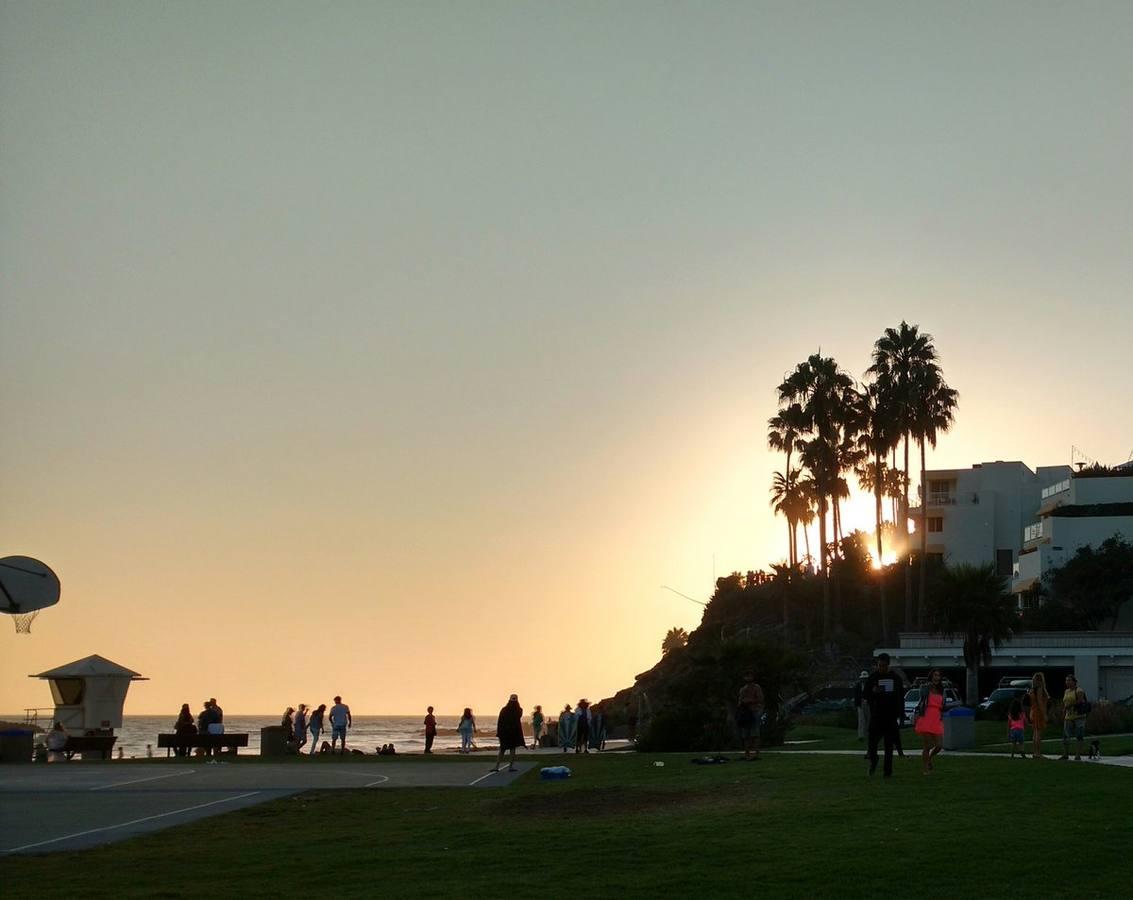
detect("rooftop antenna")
(1071, 445), (1096, 471)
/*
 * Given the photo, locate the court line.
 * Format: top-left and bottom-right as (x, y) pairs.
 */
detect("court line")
(4, 791), (261, 853)
(89, 770), (195, 791)
(468, 770), (501, 786)
(364, 775), (389, 787)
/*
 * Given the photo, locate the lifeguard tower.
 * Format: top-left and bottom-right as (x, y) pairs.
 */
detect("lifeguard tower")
(30, 655), (146, 756)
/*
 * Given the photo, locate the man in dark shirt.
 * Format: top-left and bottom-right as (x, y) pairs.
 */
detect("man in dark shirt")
(864, 653), (903, 777)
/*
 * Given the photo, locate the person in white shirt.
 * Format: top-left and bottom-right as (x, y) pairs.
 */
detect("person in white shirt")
(46, 722), (69, 762)
(329, 696), (352, 754)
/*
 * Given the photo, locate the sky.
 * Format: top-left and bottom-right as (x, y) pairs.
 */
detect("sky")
(2, 1), (1131, 716)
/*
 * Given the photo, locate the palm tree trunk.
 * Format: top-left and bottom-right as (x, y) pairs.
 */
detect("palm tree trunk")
(818, 496), (830, 638)
(903, 432), (913, 630)
(966, 664), (979, 710)
(875, 450), (889, 644)
(831, 493), (843, 632)
(918, 439), (928, 628)
(802, 519), (812, 567)
(890, 445), (899, 525)
(786, 517), (794, 570)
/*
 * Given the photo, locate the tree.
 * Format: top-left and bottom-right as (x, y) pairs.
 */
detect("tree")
(868, 321), (944, 629)
(777, 353), (854, 638)
(927, 563), (1020, 707)
(770, 469), (801, 569)
(913, 372), (958, 627)
(662, 627), (690, 655)
(854, 381), (895, 643)
(768, 404), (807, 567)
(1046, 536), (1133, 630)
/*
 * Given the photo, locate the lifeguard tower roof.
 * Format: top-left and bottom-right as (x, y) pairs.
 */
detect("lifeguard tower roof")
(31, 654), (147, 681)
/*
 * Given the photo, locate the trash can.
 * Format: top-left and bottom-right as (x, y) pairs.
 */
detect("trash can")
(943, 707), (976, 750)
(0, 729), (35, 764)
(260, 725), (292, 757)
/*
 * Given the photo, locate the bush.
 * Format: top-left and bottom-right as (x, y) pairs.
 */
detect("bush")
(1047, 700), (1133, 736)
(792, 708), (857, 730)
(636, 706), (790, 753)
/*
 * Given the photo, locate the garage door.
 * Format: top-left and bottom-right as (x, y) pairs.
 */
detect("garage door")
(1101, 668), (1133, 703)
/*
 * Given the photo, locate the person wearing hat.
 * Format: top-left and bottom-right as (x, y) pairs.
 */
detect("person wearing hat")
(854, 669), (871, 743)
(492, 694), (525, 773)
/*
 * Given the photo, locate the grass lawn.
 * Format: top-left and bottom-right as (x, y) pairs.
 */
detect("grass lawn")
(3, 752), (1130, 899)
(785, 722), (1133, 756)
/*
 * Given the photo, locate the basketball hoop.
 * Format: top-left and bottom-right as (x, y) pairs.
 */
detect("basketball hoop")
(13, 610), (40, 634)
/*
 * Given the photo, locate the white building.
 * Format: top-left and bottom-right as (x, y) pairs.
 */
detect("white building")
(911, 460), (1073, 579)
(1012, 465), (1133, 598)
(878, 631), (1133, 703)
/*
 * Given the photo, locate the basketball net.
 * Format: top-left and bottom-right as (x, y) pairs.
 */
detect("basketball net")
(13, 610), (40, 634)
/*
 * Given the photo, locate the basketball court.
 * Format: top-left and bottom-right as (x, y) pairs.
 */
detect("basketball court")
(0, 760), (533, 855)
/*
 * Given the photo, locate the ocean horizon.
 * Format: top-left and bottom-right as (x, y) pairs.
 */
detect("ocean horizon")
(2, 714), (550, 759)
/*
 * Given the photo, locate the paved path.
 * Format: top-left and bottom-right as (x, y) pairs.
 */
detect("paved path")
(0, 760), (531, 855)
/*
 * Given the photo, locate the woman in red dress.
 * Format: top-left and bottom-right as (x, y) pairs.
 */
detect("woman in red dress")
(914, 668), (946, 774)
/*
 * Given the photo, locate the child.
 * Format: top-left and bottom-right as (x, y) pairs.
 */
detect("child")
(1007, 699), (1026, 759)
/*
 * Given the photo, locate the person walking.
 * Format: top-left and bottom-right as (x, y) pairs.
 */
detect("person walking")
(590, 705), (607, 751)
(492, 694), (525, 773)
(329, 696), (352, 754)
(914, 668), (945, 775)
(424, 706), (437, 754)
(531, 705), (545, 749)
(1026, 673), (1049, 759)
(1060, 674), (1089, 761)
(558, 704), (577, 751)
(854, 670), (870, 743)
(458, 708), (476, 753)
(308, 703), (326, 755)
(575, 699), (591, 754)
(737, 672), (765, 761)
(293, 704), (309, 753)
(865, 653), (903, 778)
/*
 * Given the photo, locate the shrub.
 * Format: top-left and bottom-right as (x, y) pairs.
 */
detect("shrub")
(1047, 700), (1133, 736)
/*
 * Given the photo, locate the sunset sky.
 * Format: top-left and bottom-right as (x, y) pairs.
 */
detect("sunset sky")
(2, 2), (1131, 716)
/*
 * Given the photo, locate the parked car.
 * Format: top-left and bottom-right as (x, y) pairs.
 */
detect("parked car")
(978, 687), (1030, 718)
(903, 686), (963, 726)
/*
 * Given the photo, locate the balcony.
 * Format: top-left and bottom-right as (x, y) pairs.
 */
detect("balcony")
(1039, 479), (1071, 514)
(1012, 550), (1042, 593)
(1041, 479), (1071, 500)
(1023, 521), (1044, 543)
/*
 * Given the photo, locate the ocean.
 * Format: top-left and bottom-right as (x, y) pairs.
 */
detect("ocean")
(10, 715), (529, 759)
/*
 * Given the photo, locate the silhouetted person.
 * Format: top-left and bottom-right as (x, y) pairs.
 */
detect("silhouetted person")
(424, 706), (437, 754)
(492, 694), (525, 772)
(865, 653), (903, 777)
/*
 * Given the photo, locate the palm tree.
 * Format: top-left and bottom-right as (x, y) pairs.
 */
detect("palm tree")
(928, 564), (1020, 708)
(661, 627), (689, 655)
(868, 321), (942, 629)
(914, 373), (959, 626)
(796, 474), (816, 567)
(769, 469), (799, 568)
(854, 381), (895, 643)
(777, 354), (853, 637)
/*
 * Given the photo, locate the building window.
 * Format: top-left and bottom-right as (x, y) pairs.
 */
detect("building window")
(927, 552), (944, 566)
(996, 549), (1014, 579)
(928, 516), (943, 533)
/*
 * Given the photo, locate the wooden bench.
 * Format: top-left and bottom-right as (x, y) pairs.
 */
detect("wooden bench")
(61, 735), (118, 760)
(156, 733), (250, 757)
